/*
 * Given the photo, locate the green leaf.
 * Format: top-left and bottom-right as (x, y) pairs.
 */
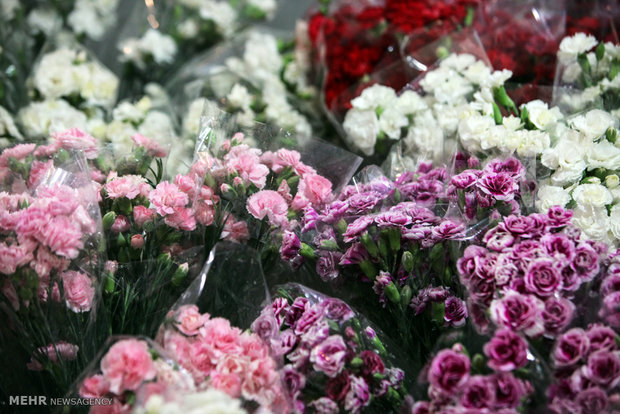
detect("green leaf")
(595, 42), (605, 61)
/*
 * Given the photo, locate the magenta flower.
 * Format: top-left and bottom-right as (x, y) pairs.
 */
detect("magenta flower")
(489, 291), (545, 337)
(542, 297), (575, 336)
(280, 231), (302, 262)
(460, 375), (496, 409)
(583, 350), (620, 387)
(553, 328), (590, 367)
(343, 216), (374, 242)
(310, 335), (347, 377)
(310, 397), (339, 414)
(524, 259), (562, 297)
(428, 349), (470, 394)
(586, 324), (616, 353)
(476, 172), (518, 202)
(484, 329), (528, 372)
(344, 375), (370, 413)
(444, 296), (468, 328)
(493, 372), (528, 409)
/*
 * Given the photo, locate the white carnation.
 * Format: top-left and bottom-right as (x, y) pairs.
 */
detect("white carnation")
(558, 33), (598, 62)
(0, 106), (23, 140)
(27, 8), (62, 36)
(609, 204), (620, 241)
(570, 109), (616, 141)
(199, 1), (238, 37)
(521, 100), (563, 130)
(18, 100), (88, 138)
(586, 140), (620, 171)
(68, 1), (105, 40)
(141, 29), (177, 64)
(535, 184), (571, 211)
(378, 106), (408, 139)
(227, 83), (253, 110)
(572, 203), (612, 244)
(457, 114), (495, 153)
(515, 130), (550, 157)
(441, 53), (477, 71)
(33, 48), (80, 100)
(183, 99), (206, 139)
(343, 108), (379, 156)
(351, 84), (397, 111)
(572, 183), (613, 208)
(113, 101), (145, 123)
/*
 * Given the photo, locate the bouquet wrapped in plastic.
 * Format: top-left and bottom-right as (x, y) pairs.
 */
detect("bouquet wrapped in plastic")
(251, 283), (410, 413)
(0, 135), (103, 396)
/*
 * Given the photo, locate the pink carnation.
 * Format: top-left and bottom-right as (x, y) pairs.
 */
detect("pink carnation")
(299, 174), (333, 205)
(132, 133), (167, 157)
(221, 216), (250, 243)
(28, 160), (53, 188)
(173, 305), (207, 336)
(133, 205), (156, 227)
(62, 270), (95, 312)
(246, 190), (289, 227)
(51, 128), (98, 159)
(27, 341), (79, 371)
(79, 374), (110, 398)
(149, 182), (189, 216)
(226, 152), (270, 189)
(0, 242), (35, 275)
(106, 174), (150, 200)
(100, 339), (157, 394)
(164, 207), (196, 231)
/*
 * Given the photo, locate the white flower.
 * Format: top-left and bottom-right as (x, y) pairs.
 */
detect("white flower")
(227, 84), (253, 110)
(27, 8), (62, 36)
(140, 389), (247, 414)
(587, 140), (620, 170)
(87, 118), (107, 141)
(351, 84), (397, 111)
(558, 33), (598, 62)
(141, 29), (177, 64)
(395, 90), (428, 113)
(561, 61), (582, 83)
(68, 1), (105, 40)
(343, 108), (379, 156)
(572, 203), (612, 244)
(457, 114), (495, 153)
(606, 174), (620, 189)
(569, 109), (616, 141)
(77, 62), (119, 108)
(573, 183), (613, 208)
(441, 53), (477, 71)
(405, 111), (444, 161)
(1, 0), (19, 20)
(515, 130), (550, 157)
(199, 1), (238, 37)
(521, 100), (563, 130)
(235, 32), (282, 83)
(178, 19), (199, 39)
(544, 139), (587, 185)
(536, 184), (571, 211)
(113, 101), (145, 123)
(183, 99), (206, 140)
(379, 106), (408, 139)
(138, 111), (176, 148)
(33, 48), (80, 100)
(0, 106), (23, 140)
(248, 0), (277, 19)
(106, 120), (137, 154)
(18, 100), (88, 138)
(422, 69), (473, 103)
(609, 204), (620, 241)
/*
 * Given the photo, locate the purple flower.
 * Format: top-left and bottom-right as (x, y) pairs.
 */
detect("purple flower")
(586, 324), (616, 353)
(343, 216), (374, 242)
(390, 202), (438, 224)
(280, 230), (302, 263)
(310, 335), (347, 377)
(309, 397), (339, 414)
(572, 243), (600, 281)
(553, 328), (590, 367)
(489, 291), (545, 337)
(541, 233), (575, 261)
(270, 329), (298, 357)
(288, 346), (310, 369)
(359, 350), (385, 380)
(493, 372), (528, 409)
(451, 170), (482, 189)
(457, 245), (488, 280)
(494, 254), (520, 287)
(386, 367), (405, 386)
(468, 276), (496, 305)
(365, 327), (376, 339)
(473, 253), (499, 281)
(476, 172), (518, 202)
(484, 157), (525, 179)
(460, 375), (496, 409)
(601, 273), (620, 296)
(575, 387), (608, 413)
(344, 375), (370, 414)
(411, 401), (430, 414)
(339, 243), (368, 265)
(321, 298), (354, 322)
(316, 252), (342, 282)
(301, 207), (319, 233)
(314, 227), (337, 247)
(325, 371), (351, 401)
(432, 220), (465, 240)
(444, 296), (468, 327)
(271, 297), (289, 325)
(503, 215), (534, 236)
(546, 206), (573, 228)
(282, 364), (306, 399)
(294, 305), (323, 335)
(285, 297), (309, 327)
(428, 349), (470, 394)
(542, 297), (575, 336)
(319, 200), (349, 224)
(484, 329), (529, 372)
(524, 259), (562, 297)
(300, 319), (330, 348)
(483, 224), (516, 252)
(402, 225), (432, 242)
(560, 265), (581, 292)
(251, 311), (280, 341)
(600, 291), (620, 329)
(346, 191), (385, 214)
(583, 350), (620, 387)
(374, 211), (411, 228)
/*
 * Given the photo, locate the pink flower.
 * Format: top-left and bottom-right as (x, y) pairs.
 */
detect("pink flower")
(227, 153), (270, 189)
(553, 328), (590, 367)
(490, 291), (545, 337)
(524, 259), (562, 297)
(27, 341), (79, 371)
(62, 270), (95, 312)
(52, 128), (98, 159)
(210, 371), (242, 397)
(221, 216), (250, 243)
(100, 339), (157, 394)
(149, 182), (189, 216)
(173, 305), (207, 336)
(310, 335), (347, 377)
(79, 375), (110, 398)
(32, 245), (69, 278)
(241, 357), (280, 406)
(246, 190), (289, 227)
(0, 143), (36, 168)
(344, 375), (370, 413)
(299, 174), (333, 206)
(484, 329), (529, 372)
(201, 317), (243, 356)
(28, 159), (53, 188)
(133, 205), (156, 227)
(105, 174), (150, 200)
(110, 215), (130, 233)
(132, 133), (167, 157)
(130, 234), (144, 249)
(164, 207), (196, 231)
(39, 216), (84, 259)
(0, 242), (35, 275)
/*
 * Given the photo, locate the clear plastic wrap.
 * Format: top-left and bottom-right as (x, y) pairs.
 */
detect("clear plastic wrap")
(0, 142), (104, 398)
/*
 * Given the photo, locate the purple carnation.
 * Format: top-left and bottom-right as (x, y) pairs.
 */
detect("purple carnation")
(300, 319), (330, 348)
(282, 364), (306, 399)
(310, 335), (347, 377)
(280, 230), (302, 263)
(294, 305), (323, 335)
(270, 329), (298, 357)
(374, 211), (411, 228)
(251, 311), (280, 341)
(493, 372), (528, 409)
(309, 397), (339, 414)
(546, 206), (573, 228)
(432, 220), (465, 240)
(444, 296), (468, 327)
(524, 259), (562, 297)
(451, 170), (481, 189)
(343, 216), (374, 242)
(339, 243), (368, 265)
(461, 375), (496, 409)
(321, 298), (354, 322)
(346, 191), (385, 214)
(542, 297), (575, 336)
(572, 243), (601, 281)
(575, 387), (608, 413)
(316, 252), (342, 282)
(301, 207), (319, 233)
(583, 350), (620, 387)
(428, 349), (470, 394)
(553, 328), (590, 367)
(285, 297), (309, 327)
(483, 224), (516, 252)
(489, 291), (545, 337)
(319, 200), (349, 224)
(484, 329), (529, 372)
(344, 375), (370, 413)
(476, 172), (518, 202)
(586, 324), (617, 353)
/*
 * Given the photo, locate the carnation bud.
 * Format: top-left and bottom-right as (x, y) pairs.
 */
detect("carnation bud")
(360, 260), (377, 279)
(117, 232), (127, 247)
(384, 282), (400, 304)
(606, 174), (620, 189)
(386, 228), (401, 252)
(361, 233), (379, 258)
(595, 42), (605, 61)
(172, 263), (189, 286)
(335, 219), (348, 234)
(392, 189), (401, 203)
(320, 239), (340, 251)
(157, 252), (172, 264)
(472, 353), (485, 373)
(130, 234), (145, 249)
(102, 211), (117, 230)
(371, 336), (387, 356)
(402, 251), (414, 273)
(203, 173), (216, 188)
(377, 237), (389, 258)
(400, 285), (413, 309)
(583, 175), (601, 185)
(104, 273), (115, 294)
(299, 243), (316, 260)
(350, 357), (363, 368)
